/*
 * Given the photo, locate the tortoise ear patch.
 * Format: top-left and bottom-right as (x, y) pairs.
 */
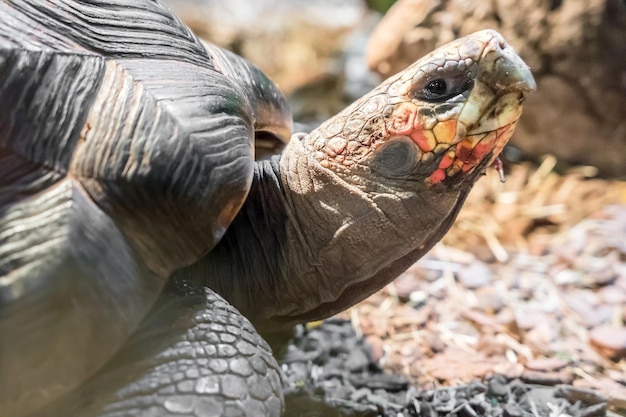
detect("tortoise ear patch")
(371, 138), (421, 179)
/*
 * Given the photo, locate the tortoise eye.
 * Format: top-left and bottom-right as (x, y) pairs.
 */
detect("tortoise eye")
(414, 73), (474, 102)
(425, 79), (447, 96)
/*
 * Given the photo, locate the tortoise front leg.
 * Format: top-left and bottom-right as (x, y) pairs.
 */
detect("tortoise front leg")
(38, 277), (283, 417)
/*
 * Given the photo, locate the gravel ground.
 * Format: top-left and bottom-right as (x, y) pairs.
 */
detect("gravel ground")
(279, 320), (618, 417)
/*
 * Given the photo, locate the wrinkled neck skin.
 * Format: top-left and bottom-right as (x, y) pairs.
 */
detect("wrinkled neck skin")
(182, 132), (483, 334)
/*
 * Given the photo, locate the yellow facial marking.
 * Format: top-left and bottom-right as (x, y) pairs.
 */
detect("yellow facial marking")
(433, 119), (458, 144)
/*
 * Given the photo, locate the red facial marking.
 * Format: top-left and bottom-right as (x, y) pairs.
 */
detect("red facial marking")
(454, 136), (497, 174)
(410, 129), (435, 152)
(388, 103), (417, 135)
(471, 142), (492, 161)
(455, 141), (474, 164)
(438, 152), (455, 169)
(428, 168), (446, 184)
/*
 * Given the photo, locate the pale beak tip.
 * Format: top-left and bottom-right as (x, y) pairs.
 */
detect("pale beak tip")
(518, 65), (537, 93)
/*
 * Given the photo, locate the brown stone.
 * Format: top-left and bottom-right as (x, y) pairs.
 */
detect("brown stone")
(589, 325), (626, 361)
(366, 335), (385, 363)
(521, 369), (575, 385)
(392, 271), (423, 301)
(525, 358), (569, 372)
(457, 260), (492, 289)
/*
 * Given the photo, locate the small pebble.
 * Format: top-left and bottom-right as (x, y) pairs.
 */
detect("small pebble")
(487, 375), (509, 398)
(503, 402), (524, 417)
(457, 260), (492, 289)
(345, 347), (370, 371)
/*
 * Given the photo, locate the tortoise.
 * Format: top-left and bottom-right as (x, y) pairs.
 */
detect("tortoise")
(0, 1), (535, 416)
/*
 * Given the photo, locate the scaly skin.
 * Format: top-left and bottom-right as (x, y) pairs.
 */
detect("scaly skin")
(307, 30), (530, 186)
(195, 30), (536, 334)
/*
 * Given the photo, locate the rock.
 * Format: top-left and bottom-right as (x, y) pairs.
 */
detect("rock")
(474, 286), (505, 313)
(487, 375), (509, 398)
(562, 291), (615, 327)
(365, 336), (384, 363)
(344, 347), (371, 372)
(457, 260), (492, 289)
(326, 383), (356, 401)
(366, 0), (626, 177)
(525, 357), (569, 372)
(577, 402), (608, 417)
(465, 380), (488, 397)
(589, 325), (626, 360)
(392, 270), (424, 301)
(327, 398), (379, 416)
(503, 402), (524, 417)
(507, 379), (531, 400)
(521, 369), (575, 385)
(350, 387), (372, 402)
(349, 373), (409, 392)
(554, 385), (607, 406)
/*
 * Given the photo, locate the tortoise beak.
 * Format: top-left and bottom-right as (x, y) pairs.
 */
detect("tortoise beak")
(478, 33), (537, 94)
(459, 31), (536, 135)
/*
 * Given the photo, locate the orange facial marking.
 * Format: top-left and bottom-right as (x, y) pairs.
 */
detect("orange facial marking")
(433, 120), (458, 144)
(410, 129), (436, 152)
(388, 102), (417, 135)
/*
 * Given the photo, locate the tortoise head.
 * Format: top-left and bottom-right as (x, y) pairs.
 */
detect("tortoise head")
(251, 30), (536, 329)
(183, 30), (535, 333)
(305, 29), (535, 189)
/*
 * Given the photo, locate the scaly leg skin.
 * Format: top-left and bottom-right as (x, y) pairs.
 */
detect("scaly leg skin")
(37, 278), (283, 417)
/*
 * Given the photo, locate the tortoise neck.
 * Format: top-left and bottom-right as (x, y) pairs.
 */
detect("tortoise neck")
(178, 153), (292, 331)
(180, 134), (470, 334)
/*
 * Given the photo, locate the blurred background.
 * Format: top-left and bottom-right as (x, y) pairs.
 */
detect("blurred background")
(163, 1), (626, 414)
(163, 0), (626, 178)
